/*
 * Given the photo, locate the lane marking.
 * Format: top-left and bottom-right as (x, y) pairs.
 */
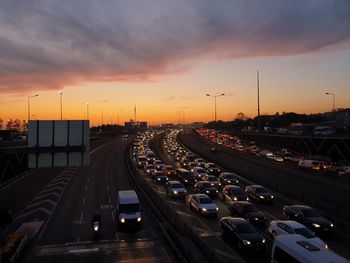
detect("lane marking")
(79, 212), (83, 224)
(90, 141), (113, 154)
(82, 197), (86, 206)
(111, 211), (115, 223)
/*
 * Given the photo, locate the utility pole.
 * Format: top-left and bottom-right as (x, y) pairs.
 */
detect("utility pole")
(257, 70), (261, 132)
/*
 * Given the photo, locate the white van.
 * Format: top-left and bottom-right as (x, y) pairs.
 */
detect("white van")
(117, 190), (142, 229)
(271, 234), (348, 263)
(298, 159), (321, 170)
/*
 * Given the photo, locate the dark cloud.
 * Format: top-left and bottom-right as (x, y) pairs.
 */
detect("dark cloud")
(0, 0), (350, 94)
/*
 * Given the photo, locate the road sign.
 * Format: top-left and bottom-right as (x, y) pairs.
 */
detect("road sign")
(28, 120), (89, 168)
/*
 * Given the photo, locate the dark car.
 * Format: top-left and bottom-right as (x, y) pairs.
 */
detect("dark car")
(222, 185), (248, 202)
(283, 205), (335, 235)
(205, 163), (221, 176)
(220, 217), (266, 250)
(153, 171), (168, 184)
(176, 168), (196, 186)
(194, 181), (219, 198)
(228, 201), (267, 228)
(245, 185), (274, 203)
(220, 172), (239, 186)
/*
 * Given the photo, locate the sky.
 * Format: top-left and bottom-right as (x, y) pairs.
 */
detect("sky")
(0, 0), (350, 126)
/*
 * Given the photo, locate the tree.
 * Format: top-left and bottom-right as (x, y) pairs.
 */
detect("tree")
(235, 112), (248, 121)
(6, 119), (13, 130)
(21, 120), (28, 131)
(0, 118), (3, 130)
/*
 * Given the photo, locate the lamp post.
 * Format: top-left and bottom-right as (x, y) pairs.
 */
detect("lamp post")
(206, 93), (225, 151)
(179, 107), (188, 132)
(325, 92), (336, 126)
(58, 91), (63, 120)
(117, 110), (123, 126)
(27, 94), (39, 121)
(86, 102), (89, 120)
(206, 93), (225, 123)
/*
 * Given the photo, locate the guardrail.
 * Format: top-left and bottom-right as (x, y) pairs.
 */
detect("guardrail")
(124, 141), (243, 263)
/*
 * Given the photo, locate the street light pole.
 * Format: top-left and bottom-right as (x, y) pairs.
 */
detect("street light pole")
(58, 91), (63, 120)
(325, 92), (336, 126)
(27, 94), (39, 121)
(86, 103), (89, 120)
(206, 93), (225, 123)
(206, 93), (225, 150)
(179, 107), (188, 132)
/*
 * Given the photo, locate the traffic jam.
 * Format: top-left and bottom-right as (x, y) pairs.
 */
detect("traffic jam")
(131, 130), (348, 262)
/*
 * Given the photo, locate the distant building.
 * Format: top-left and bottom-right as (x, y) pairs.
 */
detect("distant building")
(139, 122), (147, 129)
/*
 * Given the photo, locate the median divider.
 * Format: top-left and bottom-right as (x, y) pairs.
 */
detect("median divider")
(125, 142), (244, 263)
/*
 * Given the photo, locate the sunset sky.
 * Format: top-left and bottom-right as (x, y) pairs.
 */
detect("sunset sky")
(0, 0), (350, 126)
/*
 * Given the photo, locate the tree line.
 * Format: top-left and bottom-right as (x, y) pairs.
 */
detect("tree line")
(0, 118), (28, 131)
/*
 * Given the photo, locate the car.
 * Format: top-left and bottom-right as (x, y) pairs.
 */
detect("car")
(202, 175), (221, 188)
(194, 181), (219, 198)
(222, 185), (248, 202)
(191, 166), (208, 181)
(268, 220), (328, 249)
(146, 151), (156, 164)
(245, 185), (274, 203)
(194, 158), (206, 167)
(186, 152), (195, 160)
(137, 155), (148, 168)
(144, 164), (156, 176)
(273, 155), (284, 162)
(163, 165), (176, 178)
(166, 181), (187, 198)
(175, 153), (183, 161)
(186, 162), (197, 170)
(283, 205), (335, 235)
(176, 168), (196, 186)
(228, 201), (267, 228)
(153, 160), (165, 171)
(153, 171), (168, 184)
(186, 194), (219, 216)
(220, 217), (266, 250)
(219, 172), (239, 186)
(205, 163), (221, 176)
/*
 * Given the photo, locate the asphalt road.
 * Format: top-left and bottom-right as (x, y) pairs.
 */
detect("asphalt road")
(1, 136), (175, 263)
(176, 131), (350, 260)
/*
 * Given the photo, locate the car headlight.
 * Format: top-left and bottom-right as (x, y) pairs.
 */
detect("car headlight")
(216, 190), (218, 193)
(271, 195), (274, 199)
(233, 197), (238, 201)
(325, 244), (329, 249)
(173, 191), (178, 194)
(157, 178), (161, 180)
(243, 240), (251, 245)
(218, 169), (221, 172)
(330, 223), (334, 227)
(227, 180), (231, 183)
(120, 218), (125, 223)
(206, 190), (210, 194)
(94, 226), (99, 231)
(184, 179), (188, 182)
(313, 223), (321, 228)
(262, 238), (266, 244)
(259, 195), (265, 199)
(137, 217), (142, 222)
(202, 208), (207, 211)
(215, 207), (219, 211)
(254, 218), (259, 220)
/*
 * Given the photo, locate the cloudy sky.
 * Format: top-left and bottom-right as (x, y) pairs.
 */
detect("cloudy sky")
(1, 0), (350, 125)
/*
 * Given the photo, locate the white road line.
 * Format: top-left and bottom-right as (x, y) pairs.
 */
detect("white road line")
(90, 141), (112, 154)
(84, 185), (88, 193)
(106, 184), (109, 193)
(82, 197), (86, 206)
(115, 232), (118, 241)
(79, 212), (83, 224)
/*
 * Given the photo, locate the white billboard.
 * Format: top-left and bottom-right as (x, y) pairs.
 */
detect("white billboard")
(28, 120), (90, 168)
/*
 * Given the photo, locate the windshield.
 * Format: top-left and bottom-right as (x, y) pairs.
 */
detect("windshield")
(202, 182), (212, 188)
(236, 223), (257, 233)
(199, 197), (213, 204)
(302, 209), (319, 217)
(197, 169), (206, 173)
(230, 188), (243, 195)
(255, 187), (268, 193)
(139, 157), (147, 162)
(243, 204), (258, 212)
(155, 172), (165, 177)
(208, 164), (216, 168)
(208, 176), (218, 181)
(183, 172), (194, 178)
(119, 203), (140, 213)
(172, 183), (184, 188)
(294, 227), (315, 238)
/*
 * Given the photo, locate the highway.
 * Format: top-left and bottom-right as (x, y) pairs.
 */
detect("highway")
(174, 131), (350, 260)
(0, 136), (176, 263)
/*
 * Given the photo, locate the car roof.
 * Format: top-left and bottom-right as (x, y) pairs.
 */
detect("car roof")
(221, 216), (248, 224)
(193, 194), (209, 198)
(234, 201), (252, 206)
(289, 205), (312, 210)
(272, 220), (305, 228)
(225, 185), (241, 189)
(168, 180), (181, 184)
